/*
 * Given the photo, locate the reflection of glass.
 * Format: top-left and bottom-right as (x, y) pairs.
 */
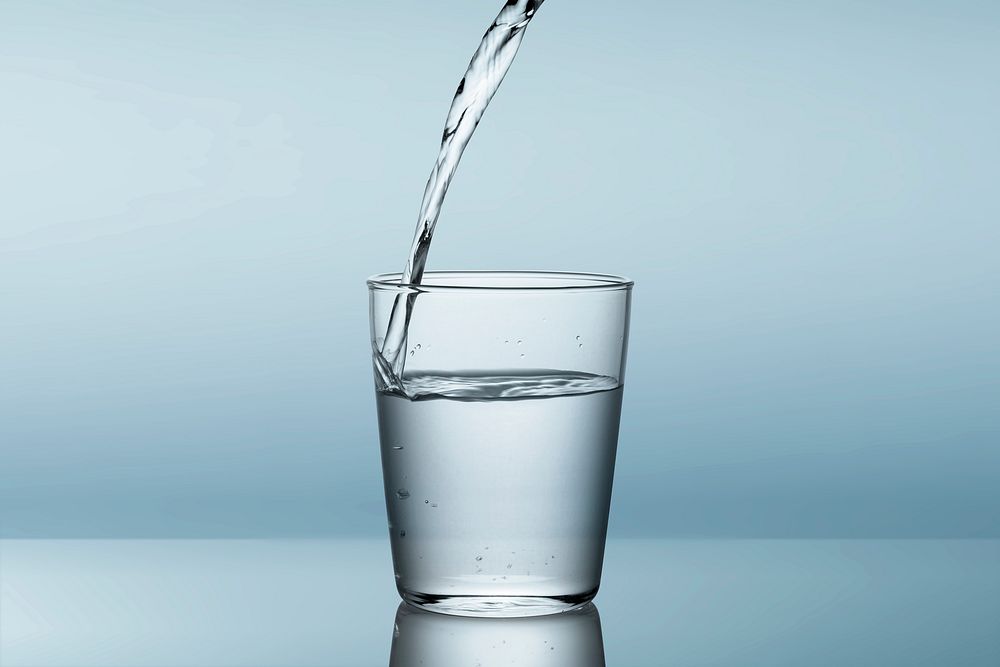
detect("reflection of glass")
(389, 601), (607, 667)
(370, 272), (632, 616)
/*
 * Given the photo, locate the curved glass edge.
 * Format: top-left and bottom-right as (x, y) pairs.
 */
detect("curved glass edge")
(367, 270), (634, 294)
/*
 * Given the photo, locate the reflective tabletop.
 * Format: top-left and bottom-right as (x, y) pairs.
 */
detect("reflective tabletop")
(2, 539), (997, 666)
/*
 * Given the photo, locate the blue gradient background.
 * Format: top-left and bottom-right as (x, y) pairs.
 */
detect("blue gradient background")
(1, 0), (998, 538)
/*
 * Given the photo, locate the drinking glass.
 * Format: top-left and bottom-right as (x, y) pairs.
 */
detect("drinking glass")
(368, 271), (632, 617)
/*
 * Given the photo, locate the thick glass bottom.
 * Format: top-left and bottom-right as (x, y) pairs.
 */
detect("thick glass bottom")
(400, 588), (598, 618)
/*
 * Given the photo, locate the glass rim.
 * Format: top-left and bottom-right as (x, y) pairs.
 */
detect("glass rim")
(367, 270), (634, 293)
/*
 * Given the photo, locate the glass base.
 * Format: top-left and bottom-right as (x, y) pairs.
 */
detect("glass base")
(400, 588), (598, 618)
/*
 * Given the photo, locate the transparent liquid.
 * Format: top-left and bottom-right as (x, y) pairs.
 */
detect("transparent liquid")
(377, 0), (546, 390)
(377, 371), (623, 616)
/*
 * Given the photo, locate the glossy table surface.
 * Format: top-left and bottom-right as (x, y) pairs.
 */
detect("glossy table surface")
(2, 539), (998, 666)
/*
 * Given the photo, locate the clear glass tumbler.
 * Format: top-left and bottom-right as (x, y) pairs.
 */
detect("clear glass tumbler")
(368, 271), (632, 617)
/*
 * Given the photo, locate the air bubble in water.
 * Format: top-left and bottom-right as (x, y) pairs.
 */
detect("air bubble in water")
(516, 339), (522, 345)
(475, 555), (483, 561)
